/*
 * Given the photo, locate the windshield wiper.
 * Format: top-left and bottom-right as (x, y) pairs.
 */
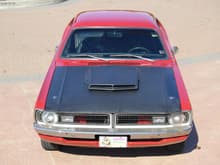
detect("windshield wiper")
(65, 53), (108, 61)
(109, 54), (154, 62)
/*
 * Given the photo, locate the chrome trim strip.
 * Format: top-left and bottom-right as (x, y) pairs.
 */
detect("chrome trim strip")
(115, 122), (192, 129)
(34, 122), (192, 140)
(37, 121), (112, 129)
(109, 113), (113, 128)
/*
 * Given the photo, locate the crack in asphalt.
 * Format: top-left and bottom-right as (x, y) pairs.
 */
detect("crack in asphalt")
(0, 52), (219, 83)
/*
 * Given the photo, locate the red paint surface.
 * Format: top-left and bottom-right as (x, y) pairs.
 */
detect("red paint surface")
(73, 10), (158, 29)
(35, 62), (55, 109)
(39, 134), (188, 148)
(173, 63), (192, 110)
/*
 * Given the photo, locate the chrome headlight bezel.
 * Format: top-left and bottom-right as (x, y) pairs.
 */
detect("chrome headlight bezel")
(35, 110), (58, 125)
(168, 111), (192, 125)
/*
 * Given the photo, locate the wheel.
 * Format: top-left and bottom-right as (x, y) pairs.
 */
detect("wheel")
(166, 142), (185, 153)
(41, 140), (59, 151)
(128, 47), (150, 54)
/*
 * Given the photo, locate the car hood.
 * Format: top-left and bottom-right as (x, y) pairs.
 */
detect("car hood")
(46, 66), (180, 113)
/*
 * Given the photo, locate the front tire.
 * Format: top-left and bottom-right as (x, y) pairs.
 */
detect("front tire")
(167, 142), (185, 153)
(41, 140), (59, 151)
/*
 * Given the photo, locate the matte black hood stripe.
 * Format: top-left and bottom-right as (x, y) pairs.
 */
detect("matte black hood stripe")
(46, 66), (180, 113)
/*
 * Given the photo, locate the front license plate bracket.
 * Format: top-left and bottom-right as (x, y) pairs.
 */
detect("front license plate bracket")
(99, 136), (128, 148)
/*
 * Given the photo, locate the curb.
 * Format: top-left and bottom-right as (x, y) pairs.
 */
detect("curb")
(0, 0), (67, 9)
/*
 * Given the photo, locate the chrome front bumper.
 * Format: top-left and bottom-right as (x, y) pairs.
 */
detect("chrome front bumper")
(34, 122), (192, 140)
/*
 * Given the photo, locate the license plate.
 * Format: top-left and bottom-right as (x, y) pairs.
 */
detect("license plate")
(99, 136), (127, 148)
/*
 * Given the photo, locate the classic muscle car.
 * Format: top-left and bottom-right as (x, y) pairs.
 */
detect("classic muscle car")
(34, 10), (193, 152)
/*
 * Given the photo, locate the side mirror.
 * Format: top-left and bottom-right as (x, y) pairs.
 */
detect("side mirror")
(172, 46), (179, 55)
(55, 45), (59, 52)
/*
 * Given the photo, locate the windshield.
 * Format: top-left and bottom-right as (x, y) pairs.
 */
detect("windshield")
(62, 28), (167, 59)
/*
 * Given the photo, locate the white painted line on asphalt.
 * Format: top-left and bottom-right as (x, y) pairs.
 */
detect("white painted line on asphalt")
(0, 0), (77, 10)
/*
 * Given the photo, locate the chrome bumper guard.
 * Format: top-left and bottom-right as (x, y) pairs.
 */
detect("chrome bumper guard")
(34, 122), (192, 140)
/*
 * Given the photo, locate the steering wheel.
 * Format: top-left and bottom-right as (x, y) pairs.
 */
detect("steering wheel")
(128, 47), (150, 54)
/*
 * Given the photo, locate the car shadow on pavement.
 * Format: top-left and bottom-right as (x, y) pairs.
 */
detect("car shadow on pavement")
(59, 122), (199, 157)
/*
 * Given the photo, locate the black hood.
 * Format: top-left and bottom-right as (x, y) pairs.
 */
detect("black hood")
(46, 66), (180, 113)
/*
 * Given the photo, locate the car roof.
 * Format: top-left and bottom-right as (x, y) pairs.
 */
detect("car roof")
(72, 10), (159, 30)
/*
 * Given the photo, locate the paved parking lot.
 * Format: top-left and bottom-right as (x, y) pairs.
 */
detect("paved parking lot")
(0, 0), (220, 164)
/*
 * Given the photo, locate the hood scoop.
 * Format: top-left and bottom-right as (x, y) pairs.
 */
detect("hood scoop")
(87, 66), (139, 91)
(89, 84), (138, 91)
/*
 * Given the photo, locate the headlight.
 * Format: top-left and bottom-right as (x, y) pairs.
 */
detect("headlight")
(41, 111), (58, 124)
(168, 111), (192, 125)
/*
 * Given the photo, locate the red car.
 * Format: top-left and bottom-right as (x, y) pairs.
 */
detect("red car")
(34, 10), (193, 152)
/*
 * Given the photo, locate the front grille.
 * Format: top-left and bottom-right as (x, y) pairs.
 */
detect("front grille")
(116, 114), (153, 125)
(57, 113), (167, 126)
(58, 113), (110, 125)
(74, 114), (110, 125)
